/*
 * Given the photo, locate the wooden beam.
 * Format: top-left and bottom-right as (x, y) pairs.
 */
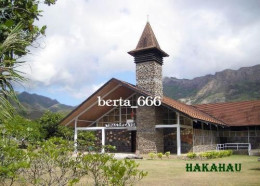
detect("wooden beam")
(65, 84), (121, 126)
(88, 93), (136, 127)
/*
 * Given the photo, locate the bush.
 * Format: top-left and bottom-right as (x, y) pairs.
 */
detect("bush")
(187, 152), (197, 159)
(3, 115), (43, 146)
(104, 159), (147, 186)
(223, 150), (233, 156)
(81, 153), (148, 185)
(157, 153), (163, 159)
(38, 111), (64, 139)
(165, 151), (170, 158)
(0, 136), (148, 186)
(0, 137), (29, 185)
(198, 150), (233, 159)
(148, 152), (156, 160)
(23, 137), (83, 186)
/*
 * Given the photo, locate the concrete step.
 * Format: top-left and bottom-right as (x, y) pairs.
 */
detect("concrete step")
(249, 149), (260, 156)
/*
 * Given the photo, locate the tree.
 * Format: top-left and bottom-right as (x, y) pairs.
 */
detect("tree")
(38, 111), (64, 139)
(0, 23), (28, 120)
(0, 136), (29, 186)
(0, 0), (57, 120)
(3, 115), (44, 147)
(38, 111), (97, 149)
(0, 0), (57, 48)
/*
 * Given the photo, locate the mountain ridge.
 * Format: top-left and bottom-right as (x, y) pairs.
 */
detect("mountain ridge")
(17, 91), (75, 119)
(163, 64), (260, 104)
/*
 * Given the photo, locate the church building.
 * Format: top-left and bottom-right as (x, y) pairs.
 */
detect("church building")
(60, 22), (260, 155)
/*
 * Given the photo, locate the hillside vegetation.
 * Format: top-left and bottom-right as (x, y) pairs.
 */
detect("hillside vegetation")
(17, 92), (74, 119)
(163, 64), (260, 104)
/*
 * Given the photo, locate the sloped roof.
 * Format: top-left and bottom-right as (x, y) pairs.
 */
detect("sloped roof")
(116, 79), (225, 125)
(161, 97), (225, 125)
(128, 22), (169, 57)
(60, 78), (225, 127)
(194, 101), (260, 126)
(136, 22), (161, 50)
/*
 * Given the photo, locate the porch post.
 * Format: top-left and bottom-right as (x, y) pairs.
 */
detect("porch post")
(177, 112), (181, 156)
(74, 117), (78, 153)
(101, 128), (105, 153)
(248, 127), (250, 143)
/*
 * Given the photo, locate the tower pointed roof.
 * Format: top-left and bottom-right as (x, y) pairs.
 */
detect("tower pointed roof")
(128, 22), (169, 57)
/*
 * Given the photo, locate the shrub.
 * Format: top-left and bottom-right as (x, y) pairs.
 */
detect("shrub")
(38, 111), (64, 139)
(198, 150), (233, 159)
(157, 153), (163, 159)
(0, 124), (148, 186)
(0, 137), (29, 185)
(81, 153), (148, 185)
(3, 115), (43, 146)
(165, 151), (170, 158)
(187, 152), (197, 159)
(199, 151), (215, 159)
(148, 152), (156, 160)
(103, 158), (147, 185)
(23, 137), (83, 186)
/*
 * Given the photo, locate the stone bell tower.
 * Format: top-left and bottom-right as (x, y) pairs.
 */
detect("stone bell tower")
(128, 21), (169, 98)
(128, 22), (169, 153)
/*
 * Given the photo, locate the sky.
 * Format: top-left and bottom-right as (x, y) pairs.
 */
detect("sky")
(18, 0), (260, 106)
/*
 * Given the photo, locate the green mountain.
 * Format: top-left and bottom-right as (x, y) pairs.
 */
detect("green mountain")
(17, 92), (75, 119)
(163, 64), (260, 104)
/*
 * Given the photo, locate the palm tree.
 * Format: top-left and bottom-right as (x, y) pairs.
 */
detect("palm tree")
(0, 23), (29, 120)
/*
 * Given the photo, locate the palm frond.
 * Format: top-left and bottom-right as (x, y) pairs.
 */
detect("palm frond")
(0, 22), (30, 120)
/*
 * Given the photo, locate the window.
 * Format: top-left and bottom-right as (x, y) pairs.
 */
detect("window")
(96, 95), (137, 127)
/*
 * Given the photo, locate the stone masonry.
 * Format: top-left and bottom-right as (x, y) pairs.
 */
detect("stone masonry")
(136, 104), (164, 153)
(128, 22), (169, 154)
(136, 61), (163, 98)
(95, 130), (133, 152)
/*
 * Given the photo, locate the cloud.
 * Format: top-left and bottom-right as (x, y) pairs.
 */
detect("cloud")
(18, 0), (260, 105)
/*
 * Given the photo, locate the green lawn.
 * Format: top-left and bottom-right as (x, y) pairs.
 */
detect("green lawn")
(134, 155), (260, 186)
(76, 155), (260, 186)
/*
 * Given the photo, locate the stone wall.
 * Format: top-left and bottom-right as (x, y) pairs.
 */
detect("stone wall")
(192, 128), (219, 152)
(136, 61), (163, 97)
(95, 130), (133, 152)
(136, 105), (164, 153)
(192, 144), (217, 152)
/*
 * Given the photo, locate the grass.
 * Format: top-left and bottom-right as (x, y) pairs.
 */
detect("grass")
(134, 155), (260, 186)
(75, 155), (260, 186)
